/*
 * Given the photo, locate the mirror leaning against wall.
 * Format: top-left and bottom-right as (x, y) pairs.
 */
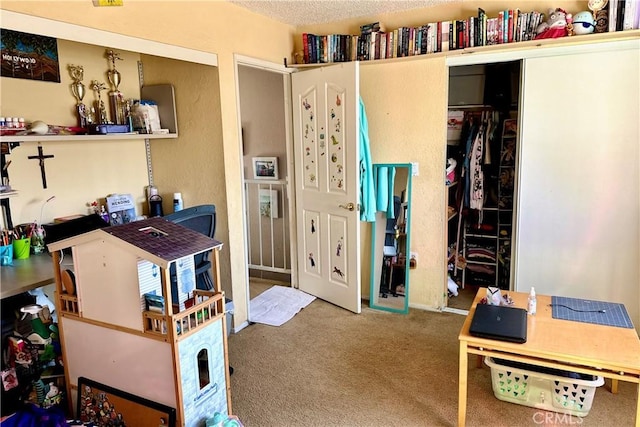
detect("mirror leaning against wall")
(369, 163), (412, 314)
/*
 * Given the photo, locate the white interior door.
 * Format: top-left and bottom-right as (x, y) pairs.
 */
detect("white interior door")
(292, 62), (361, 313)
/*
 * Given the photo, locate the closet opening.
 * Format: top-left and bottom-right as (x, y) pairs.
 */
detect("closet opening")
(445, 60), (521, 312)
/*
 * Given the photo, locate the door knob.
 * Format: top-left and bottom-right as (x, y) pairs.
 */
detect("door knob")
(339, 202), (356, 211)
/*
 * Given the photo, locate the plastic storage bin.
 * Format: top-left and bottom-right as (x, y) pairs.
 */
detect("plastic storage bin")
(484, 357), (604, 417)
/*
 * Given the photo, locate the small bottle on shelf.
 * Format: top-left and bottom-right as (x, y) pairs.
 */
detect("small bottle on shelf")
(173, 192), (183, 212)
(528, 287), (537, 315)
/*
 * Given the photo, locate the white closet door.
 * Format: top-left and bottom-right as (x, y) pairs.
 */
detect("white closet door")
(515, 42), (639, 328)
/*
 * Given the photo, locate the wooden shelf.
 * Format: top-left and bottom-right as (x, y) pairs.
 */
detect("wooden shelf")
(447, 206), (457, 221)
(0, 133), (178, 143)
(290, 30), (640, 68)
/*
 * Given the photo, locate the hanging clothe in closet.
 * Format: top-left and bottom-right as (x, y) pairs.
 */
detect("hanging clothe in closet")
(461, 111), (498, 223)
(469, 115), (486, 213)
(461, 117), (477, 210)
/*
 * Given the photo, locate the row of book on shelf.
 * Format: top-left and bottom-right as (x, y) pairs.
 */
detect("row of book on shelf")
(610, 0), (640, 32)
(301, 6), (638, 64)
(302, 9), (547, 64)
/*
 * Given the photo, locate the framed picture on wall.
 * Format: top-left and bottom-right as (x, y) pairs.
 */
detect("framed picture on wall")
(252, 157), (278, 180)
(259, 189), (279, 218)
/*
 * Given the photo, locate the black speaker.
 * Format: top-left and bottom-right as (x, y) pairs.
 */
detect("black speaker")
(43, 213), (109, 250)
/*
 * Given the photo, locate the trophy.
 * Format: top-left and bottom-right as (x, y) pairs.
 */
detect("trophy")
(105, 49), (125, 125)
(90, 80), (109, 125)
(68, 64), (89, 130)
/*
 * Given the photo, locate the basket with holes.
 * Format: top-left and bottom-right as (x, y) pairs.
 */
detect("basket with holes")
(484, 357), (605, 417)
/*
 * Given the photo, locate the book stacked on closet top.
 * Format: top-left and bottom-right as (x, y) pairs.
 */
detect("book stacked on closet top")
(299, 6), (629, 64)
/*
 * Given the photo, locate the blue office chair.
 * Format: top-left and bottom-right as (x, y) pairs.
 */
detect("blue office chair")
(164, 205), (217, 300)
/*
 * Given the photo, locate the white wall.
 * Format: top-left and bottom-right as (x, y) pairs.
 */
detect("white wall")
(239, 66), (287, 180)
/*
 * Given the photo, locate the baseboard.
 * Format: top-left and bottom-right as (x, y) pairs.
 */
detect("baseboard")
(442, 306), (469, 316)
(231, 320), (250, 334)
(248, 277), (291, 287)
(408, 302), (442, 312)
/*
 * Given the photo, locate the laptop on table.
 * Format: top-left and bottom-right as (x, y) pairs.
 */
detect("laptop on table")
(469, 304), (528, 343)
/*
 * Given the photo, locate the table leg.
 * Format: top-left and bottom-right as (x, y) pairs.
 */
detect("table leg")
(611, 378), (618, 394)
(636, 383), (640, 427)
(458, 340), (468, 427)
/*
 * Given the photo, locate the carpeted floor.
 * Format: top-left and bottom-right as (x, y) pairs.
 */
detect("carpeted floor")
(228, 283), (637, 426)
(446, 284), (477, 311)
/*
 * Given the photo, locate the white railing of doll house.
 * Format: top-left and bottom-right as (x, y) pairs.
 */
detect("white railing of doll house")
(143, 290), (224, 340)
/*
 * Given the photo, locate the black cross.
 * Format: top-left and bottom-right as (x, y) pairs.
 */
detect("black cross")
(28, 146), (54, 189)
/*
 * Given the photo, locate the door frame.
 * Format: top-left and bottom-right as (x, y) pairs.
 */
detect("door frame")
(444, 55), (524, 314)
(233, 55), (298, 322)
(442, 39), (636, 312)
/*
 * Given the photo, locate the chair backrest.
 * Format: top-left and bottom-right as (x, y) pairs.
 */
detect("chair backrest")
(165, 205), (217, 300)
(164, 204), (216, 239)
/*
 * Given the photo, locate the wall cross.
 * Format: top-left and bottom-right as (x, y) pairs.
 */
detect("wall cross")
(28, 145), (55, 189)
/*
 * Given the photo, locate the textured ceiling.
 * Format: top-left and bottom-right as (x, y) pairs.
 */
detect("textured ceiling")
(228, 0), (454, 26)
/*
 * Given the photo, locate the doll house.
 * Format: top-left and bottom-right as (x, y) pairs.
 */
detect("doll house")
(47, 217), (231, 426)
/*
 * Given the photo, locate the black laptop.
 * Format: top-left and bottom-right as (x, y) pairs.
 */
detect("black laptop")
(469, 304), (528, 343)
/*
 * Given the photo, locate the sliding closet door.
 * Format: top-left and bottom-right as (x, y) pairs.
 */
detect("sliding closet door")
(515, 41), (639, 328)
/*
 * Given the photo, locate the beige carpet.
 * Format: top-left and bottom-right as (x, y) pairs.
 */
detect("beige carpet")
(228, 283), (637, 426)
(446, 284), (477, 311)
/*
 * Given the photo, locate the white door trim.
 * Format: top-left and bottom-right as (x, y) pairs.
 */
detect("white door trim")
(233, 55), (297, 330)
(234, 54), (291, 74)
(446, 38), (639, 67)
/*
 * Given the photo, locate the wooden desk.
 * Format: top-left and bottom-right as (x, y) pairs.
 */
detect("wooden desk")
(458, 288), (640, 426)
(1, 252), (56, 299)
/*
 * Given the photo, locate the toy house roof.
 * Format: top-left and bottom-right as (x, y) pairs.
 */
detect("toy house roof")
(47, 217), (222, 269)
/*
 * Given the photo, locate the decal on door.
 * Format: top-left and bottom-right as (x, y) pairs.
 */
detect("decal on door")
(327, 84), (346, 193)
(304, 210), (321, 275)
(329, 215), (348, 285)
(301, 91), (319, 188)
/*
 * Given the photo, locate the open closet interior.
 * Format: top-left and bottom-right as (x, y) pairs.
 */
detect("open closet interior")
(446, 61), (521, 308)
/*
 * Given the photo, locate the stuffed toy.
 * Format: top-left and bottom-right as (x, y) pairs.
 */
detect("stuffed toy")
(535, 8), (573, 39)
(572, 11), (596, 35)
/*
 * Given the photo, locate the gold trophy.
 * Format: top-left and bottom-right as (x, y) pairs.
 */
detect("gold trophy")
(68, 64), (90, 130)
(90, 80), (109, 125)
(105, 49), (125, 125)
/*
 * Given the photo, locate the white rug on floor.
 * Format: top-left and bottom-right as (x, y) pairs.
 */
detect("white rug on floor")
(249, 286), (316, 327)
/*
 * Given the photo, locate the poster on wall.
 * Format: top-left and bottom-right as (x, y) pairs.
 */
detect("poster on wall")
(259, 189), (279, 218)
(0, 29), (61, 82)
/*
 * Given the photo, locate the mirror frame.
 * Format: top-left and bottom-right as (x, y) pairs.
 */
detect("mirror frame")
(369, 163), (412, 314)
